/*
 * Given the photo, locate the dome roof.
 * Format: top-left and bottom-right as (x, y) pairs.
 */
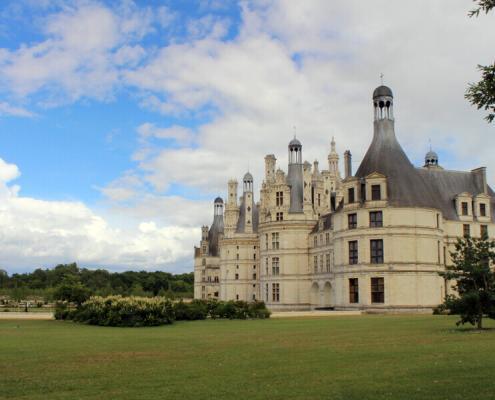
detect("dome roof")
(425, 150), (438, 160)
(289, 138), (302, 147)
(243, 172), (253, 181)
(214, 196), (223, 204)
(373, 85), (393, 99)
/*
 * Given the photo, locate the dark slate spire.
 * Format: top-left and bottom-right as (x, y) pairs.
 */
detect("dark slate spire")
(287, 136), (304, 213)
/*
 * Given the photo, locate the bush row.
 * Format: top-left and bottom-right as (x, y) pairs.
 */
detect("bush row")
(55, 296), (270, 327)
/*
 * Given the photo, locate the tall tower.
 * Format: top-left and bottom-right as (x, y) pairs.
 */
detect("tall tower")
(328, 137), (340, 177)
(242, 172), (254, 234)
(224, 179), (239, 237)
(287, 138), (303, 213)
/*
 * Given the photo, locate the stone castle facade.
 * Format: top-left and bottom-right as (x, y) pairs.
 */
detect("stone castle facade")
(194, 85), (495, 312)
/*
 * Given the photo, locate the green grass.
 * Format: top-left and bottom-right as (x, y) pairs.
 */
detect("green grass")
(1, 315), (495, 400)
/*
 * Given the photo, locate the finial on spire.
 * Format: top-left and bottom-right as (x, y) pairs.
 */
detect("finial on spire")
(428, 138), (432, 152)
(380, 73), (384, 85)
(293, 125), (297, 139)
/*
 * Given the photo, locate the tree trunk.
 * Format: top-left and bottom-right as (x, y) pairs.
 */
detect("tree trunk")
(478, 314), (483, 330)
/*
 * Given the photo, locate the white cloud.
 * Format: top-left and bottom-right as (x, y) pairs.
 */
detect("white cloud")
(0, 158), (198, 273)
(0, 102), (36, 118)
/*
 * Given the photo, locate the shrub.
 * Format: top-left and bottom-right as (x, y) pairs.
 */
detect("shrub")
(69, 296), (174, 327)
(173, 299), (208, 321)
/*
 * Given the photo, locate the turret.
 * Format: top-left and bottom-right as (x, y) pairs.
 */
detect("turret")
(287, 138), (304, 213)
(224, 180), (239, 237)
(242, 172), (254, 233)
(328, 137), (340, 177)
(344, 150), (352, 179)
(264, 154), (276, 183)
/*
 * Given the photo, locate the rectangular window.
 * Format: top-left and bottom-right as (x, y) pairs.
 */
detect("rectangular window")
(272, 232), (280, 249)
(348, 213), (357, 229)
(265, 283), (269, 301)
(319, 255), (324, 272)
(313, 255), (318, 273)
(252, 273), (256, 280)
(235, 273), (239, 280)
(370, 211), (383, 228)
(349, 278), (359, 303)
(481, 225), (488, 238)
(265, 258), (269, 275)
(314, 235), (318, 247)
(463, 224), (470, 237)
(318, 193), (321, 207)
(371, 277), (384, 303)
(370, 239), (384, 264)
(480, 203), (487, 217)
(349, 241), (358, 265)
(461, 202), (468, 216)
(265, 234), (269, 249)
(253, 253), (256, 260)
(361, 183), (366, 202)
(272, 283), (280, 302)
(325, 232), (330, 245)
(272, 257), (280, 276)
(326, 253), (331, 272)
(319, 234), (323, 246)
(371, 185), (381, 201)
(348, 187), (355, 203)
(276, 212), (284, 221)
(276, 191), (284, 206)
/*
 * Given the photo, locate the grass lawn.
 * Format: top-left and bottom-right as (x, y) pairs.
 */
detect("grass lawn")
(1, 315), (495, 400)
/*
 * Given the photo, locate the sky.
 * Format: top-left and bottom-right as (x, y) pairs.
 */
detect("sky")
(0, 0), (493, 274)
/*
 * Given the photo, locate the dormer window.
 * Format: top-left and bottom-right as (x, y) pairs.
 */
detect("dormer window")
(276, 191), (283, 206)
(480, 203), (487, 217)
(461, 202), (468, 216)
(371, 185), (381, 201)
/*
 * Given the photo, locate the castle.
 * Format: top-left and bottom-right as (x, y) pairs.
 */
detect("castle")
(194, 85), (495, 312)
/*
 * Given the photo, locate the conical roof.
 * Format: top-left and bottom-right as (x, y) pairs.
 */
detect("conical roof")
(355, 119), (441, 209)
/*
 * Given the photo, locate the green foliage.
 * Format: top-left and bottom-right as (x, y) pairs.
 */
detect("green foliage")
(440, 236), (495, 328)
(466, 1), (495, 123)
(0, 263), (194, 301)
(173, 300), (208, 321)
(53, 278), (91, 306)
(66, 296), (175, 327)
(468, 0), (495, 17)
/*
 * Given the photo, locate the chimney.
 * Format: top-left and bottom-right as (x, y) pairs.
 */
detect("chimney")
(472, 167), (488, 194)
(344, 150), (352, 178)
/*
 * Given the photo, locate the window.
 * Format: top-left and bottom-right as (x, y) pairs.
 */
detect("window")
(348, 213), (357, 229)
(202, 258), (206, 266)
(326, 253), (331, 272)
(319, 234), (323, 245)
(265, 234), (269, 249)
(272, 283), (280, 302)
(349, 241), (358, 265)
(463, 224), (470, 237)
(214, 291), (219, 297)
(314, 236), (318, 247)
(360, 183), (366, 202)
(371, 277), (384, 303)
(272, 232), (280, 249)
(237, 253), (239, 260)
(253, 253), (256, 260)
(348, 187), (355, 203)
(318, 193), (321, 207)
(436, 213), (440, 228)
(235, 273), (239, 280)
(461, 202), (468, 216)
(370, 211), (383, 228)
(265, 284), (269, 301)
(252, 273), (256, 280)
(202, 245), (207, 254)
(325, 232), (330, 245)
(370, 239), (384, 264)
(313, 256), (318, 273)
(276, 191), (284, 206)
(371, 185), (381, 201)
(252, 293), (256, 301)
(319, 255), (324, 272)
(276, 212), (284, 221)
(272, 257), (280, 275)
(349, 278), (359, 303)
(214, 276), (219, 283)
(481, 225), (488, 238)
(265, 258), (269, 275)
(480, 203), (487, 217)
(236, 294), (239, 300)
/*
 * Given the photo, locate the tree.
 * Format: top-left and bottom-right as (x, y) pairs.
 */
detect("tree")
(465, 0), (495, 123)
(53, 277), (91, 306)
(440, 236), (495, 329)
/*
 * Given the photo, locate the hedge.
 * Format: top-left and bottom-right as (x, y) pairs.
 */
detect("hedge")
(56, 297), (270, 327)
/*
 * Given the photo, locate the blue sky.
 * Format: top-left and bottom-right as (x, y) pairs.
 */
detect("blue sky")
(0, 0), (493, 274)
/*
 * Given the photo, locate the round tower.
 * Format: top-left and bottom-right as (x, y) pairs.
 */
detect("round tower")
(328, 136), (340, 177)
(214, 197), (224, 216)
(243, 172), (253, 193)
(424, 150), (439, 167)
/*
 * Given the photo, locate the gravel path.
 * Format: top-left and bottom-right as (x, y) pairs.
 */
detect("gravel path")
(0, 312), (54, 320)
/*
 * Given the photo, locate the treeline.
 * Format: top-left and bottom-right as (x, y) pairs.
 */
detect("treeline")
(0, 263), (194, 301)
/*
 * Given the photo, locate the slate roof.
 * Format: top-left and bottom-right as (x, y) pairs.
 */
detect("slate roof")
(236, 196), (259, 233)
(355, 118), (494, 221)
(208, 215), (224, 256)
